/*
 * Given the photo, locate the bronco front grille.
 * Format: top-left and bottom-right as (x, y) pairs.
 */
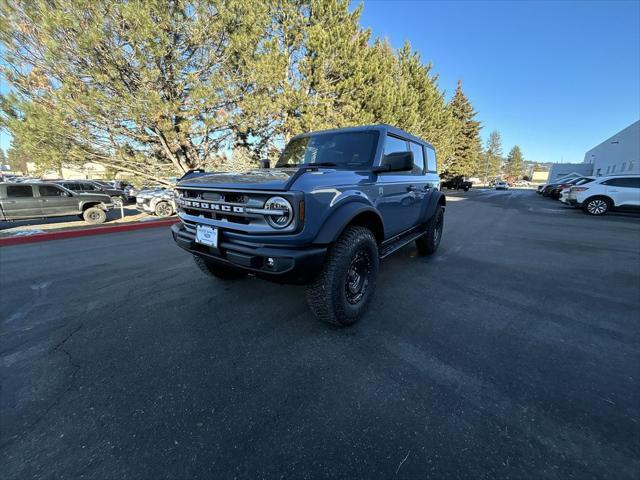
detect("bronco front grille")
(175, 187), (299, 233)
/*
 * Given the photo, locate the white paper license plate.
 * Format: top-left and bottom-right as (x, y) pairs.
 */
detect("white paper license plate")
(195, 224), (218, 248)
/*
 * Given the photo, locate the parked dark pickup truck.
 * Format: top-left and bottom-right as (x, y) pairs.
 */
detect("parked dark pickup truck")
(53, 180), (127, 205)
(0, 182), (113, 224)
(440, 175), (472, 191)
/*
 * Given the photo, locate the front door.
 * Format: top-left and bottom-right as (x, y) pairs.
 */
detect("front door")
(37, 185), (78, 216)
(2, 184), (41, 219)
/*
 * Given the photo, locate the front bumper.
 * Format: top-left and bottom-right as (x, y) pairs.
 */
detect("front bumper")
(136, 199), (154, 213)
(171, 222), (326, 284)
(566, 198), (580, 207)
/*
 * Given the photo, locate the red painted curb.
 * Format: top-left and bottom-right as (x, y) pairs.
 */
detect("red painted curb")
(0, 218), (179, 247)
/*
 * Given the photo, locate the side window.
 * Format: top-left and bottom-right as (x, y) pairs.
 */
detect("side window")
(81, 183), (97, 190)
(409, 142), (425, 174)
(63, 183), (77, 191)
(606, 177), (640, 188)
(6, 185), (34, 198)
(383, 135), (408, 155)
(425, 146), (437, 172)
(38, 185), (67, 197)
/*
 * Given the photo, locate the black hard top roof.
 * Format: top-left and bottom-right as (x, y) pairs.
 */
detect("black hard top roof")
(290, 124), (435, 149)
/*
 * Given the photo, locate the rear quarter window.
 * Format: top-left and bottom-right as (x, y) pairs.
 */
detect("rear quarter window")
(425, 146), (437, 172)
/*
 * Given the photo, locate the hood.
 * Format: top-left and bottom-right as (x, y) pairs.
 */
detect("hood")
(178, 169), (296, 191)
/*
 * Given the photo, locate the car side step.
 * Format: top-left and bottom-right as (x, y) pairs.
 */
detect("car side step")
(379, 229), (426, 259)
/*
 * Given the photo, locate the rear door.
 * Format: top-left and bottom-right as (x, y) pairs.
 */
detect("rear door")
(38, 185), (78, 216)
(376, 135), (425, 236)
(2, 184), (41, 219)
(603, 177), (640, 207)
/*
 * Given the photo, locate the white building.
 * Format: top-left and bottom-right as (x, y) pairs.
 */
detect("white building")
(583, 120), (639, 176)
(546, 162), (593, 182)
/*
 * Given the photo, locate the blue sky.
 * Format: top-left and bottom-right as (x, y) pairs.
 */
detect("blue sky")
(358, 0), (640, 163)
(2, 1), (639, 163)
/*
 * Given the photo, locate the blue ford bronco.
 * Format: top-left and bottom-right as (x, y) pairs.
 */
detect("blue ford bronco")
(172, 124), (445, 326)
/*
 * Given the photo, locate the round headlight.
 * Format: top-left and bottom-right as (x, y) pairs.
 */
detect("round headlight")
(264, 196), (293, 229)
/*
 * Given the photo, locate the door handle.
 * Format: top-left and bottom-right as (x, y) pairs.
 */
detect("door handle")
(407, 185), (418, 192)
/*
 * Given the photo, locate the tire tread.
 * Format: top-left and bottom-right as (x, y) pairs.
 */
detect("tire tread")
(306, 226), (378, 326)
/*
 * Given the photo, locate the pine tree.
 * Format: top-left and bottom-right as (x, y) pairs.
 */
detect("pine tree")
(1, 0), (470, 179)
(1, 0), (267, 181)
(482, 130), (503, 181)
(505, 146), (525, 179)
(446, 81), (482, 176)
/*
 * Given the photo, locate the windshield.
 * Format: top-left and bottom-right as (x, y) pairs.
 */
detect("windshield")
(575, 178), (594, 185)
(275, 131), (379, 168)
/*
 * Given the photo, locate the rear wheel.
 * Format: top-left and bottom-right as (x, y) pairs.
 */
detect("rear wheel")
(193, 256), (246, 280)
(583, 197), (611, 216)
(416, 207), (444, 255)
(306, 225), (379, 327)
(83, 207), (106, 224)
(154, 201), (173, 217)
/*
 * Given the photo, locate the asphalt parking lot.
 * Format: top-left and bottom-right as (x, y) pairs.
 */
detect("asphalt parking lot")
(1, 189), (639, 479)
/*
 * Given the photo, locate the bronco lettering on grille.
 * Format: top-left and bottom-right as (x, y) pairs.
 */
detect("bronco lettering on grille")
(179, 198), (245, 213)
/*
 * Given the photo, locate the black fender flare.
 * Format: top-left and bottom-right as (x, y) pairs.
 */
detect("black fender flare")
(420, 190), (446, 224)
(313, 201), (384, 245)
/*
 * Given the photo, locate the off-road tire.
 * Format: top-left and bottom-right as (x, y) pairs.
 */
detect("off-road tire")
(110, 196), (124, 206)
(583, 196), (611, 216)
(193, 255), (245, 280)
(154, 201), (173, 217)
(306, 226), (379, 327)
(83, 207), (106, 224)
(416, 206), (444, 255)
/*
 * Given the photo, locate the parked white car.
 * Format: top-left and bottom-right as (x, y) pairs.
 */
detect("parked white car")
(495, 181), (509, 190)
(559, 176), (596, 204)
(135, 187), (177, 217)
(566, 175), (640, 215)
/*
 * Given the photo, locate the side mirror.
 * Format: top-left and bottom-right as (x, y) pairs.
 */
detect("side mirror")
(374, 151), (414, 173)
(260, 159), (270, 169)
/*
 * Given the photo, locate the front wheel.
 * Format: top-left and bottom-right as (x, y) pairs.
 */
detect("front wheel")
(154, 201), (174, 217)
(416, 206), (444, 255)
(83, 207), (107, 224)
(110, 196), (124, 206)
(306, 226), (379, 327)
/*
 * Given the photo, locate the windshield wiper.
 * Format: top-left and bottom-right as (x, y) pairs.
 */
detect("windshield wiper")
(274, 163), (300, 168)
(309, 162), (337, 167)
(275, 162), (338, 169)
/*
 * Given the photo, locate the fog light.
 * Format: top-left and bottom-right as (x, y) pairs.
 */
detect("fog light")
(266, 257), (275, 268)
